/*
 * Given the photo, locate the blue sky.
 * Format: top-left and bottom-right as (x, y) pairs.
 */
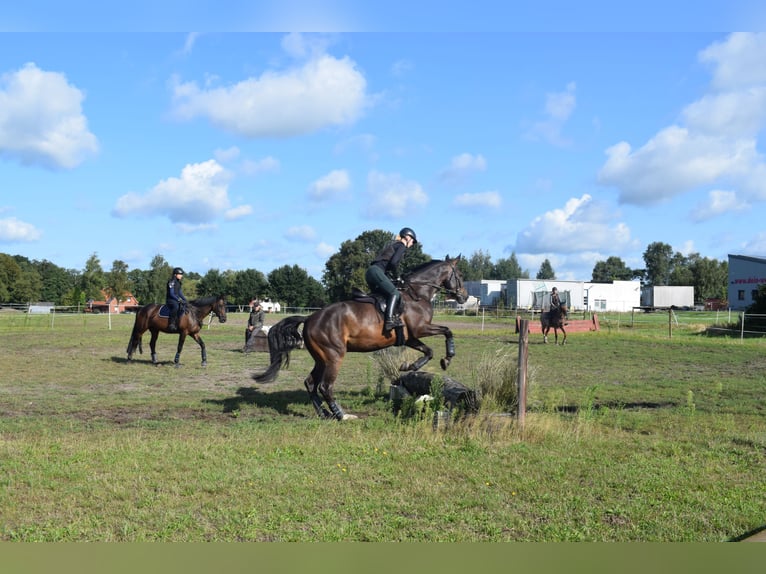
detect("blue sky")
(2, 3), (766, 281)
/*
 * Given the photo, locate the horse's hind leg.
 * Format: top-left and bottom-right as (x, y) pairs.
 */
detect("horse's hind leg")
(304, 370), (331, 419)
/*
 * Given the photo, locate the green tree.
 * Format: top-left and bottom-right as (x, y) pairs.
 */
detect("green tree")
(230, 268), (269, 306)
(197, 269), (227, 298)
(591, 256), (633, 283)
(81, 253), (105, 301)
(536, 258), (555, 280)
(0, 253), (21, 302)
(105, 260), (131, 307)
(147, 254), (172, 304)
(687, 253), (728, 302)
(269, 265), (325, 308)
(491, 252), (528, 279)
(643, 242), (674, 286)
(11, 256), (42, 303)
(322, 229), (427, 302)
(464, 249), (493, 281)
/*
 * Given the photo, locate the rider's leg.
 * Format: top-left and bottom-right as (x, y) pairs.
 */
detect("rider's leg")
(384, 290), (401, 331)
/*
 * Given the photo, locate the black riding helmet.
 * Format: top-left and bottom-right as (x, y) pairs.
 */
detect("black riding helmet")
(399, 227), (417, 244)
(173, 267), (185, 275)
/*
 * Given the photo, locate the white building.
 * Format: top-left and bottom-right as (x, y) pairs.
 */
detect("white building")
(463, 280), (506, 307)
(728, 254), (766, 310)
(498, 279), (640, 312)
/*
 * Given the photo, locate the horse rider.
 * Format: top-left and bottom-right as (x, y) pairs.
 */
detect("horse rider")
(365, 227), (417, 332)
(243, 299), (265, 353)
(166, 267), (188, 333)
(550, 286), (568, 323)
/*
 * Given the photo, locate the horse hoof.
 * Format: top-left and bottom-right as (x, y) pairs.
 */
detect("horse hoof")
(201, 362), (207, 367)
(341, 413), (359, 421)
(174, 363), (181, 369)
(440, 358), (449, 370)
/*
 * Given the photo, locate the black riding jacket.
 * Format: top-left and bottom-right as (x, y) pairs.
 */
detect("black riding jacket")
(371, 241), (407, 279)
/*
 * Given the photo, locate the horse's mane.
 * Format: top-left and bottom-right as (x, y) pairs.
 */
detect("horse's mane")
(189, 295), (223, 307)
(405, 259), (444, 277)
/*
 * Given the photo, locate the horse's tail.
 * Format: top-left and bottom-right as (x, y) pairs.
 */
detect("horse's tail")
(126, 313), (145, 356)
(253, 315), (306, 384)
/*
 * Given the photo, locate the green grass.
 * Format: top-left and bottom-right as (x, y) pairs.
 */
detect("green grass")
(0, 310), (764, 541)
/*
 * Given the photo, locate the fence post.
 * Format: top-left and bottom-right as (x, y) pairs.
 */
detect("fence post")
(741, 312), (745, 341)
(517, 319), (528, 429)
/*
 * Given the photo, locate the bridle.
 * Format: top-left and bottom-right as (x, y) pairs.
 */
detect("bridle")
(405, 260), (464, 301)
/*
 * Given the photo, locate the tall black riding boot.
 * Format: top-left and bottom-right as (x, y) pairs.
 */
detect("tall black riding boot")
(384, 292), (401, 331)
(168, 311), (178, 332)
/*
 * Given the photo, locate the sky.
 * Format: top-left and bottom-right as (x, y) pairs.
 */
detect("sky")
(3, 3), (766, 282)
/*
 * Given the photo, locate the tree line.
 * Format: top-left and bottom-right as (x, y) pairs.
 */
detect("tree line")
(0, 234), (729, 309)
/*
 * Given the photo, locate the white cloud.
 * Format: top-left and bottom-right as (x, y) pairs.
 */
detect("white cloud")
(0, 62), (98, 169)
(440, 153), (487, 182)
(170, 52), (367, 138)
(285, 225), (316, 241)
(452, 191), (501, 209)
(525, 82), (576, 147)
(315, 241), (335, 258)
(365, 171), (428, 218)
(225, 205), (253, 220)
(690, 189), (749, 221)
(112, 159), (238, 224)
(598, 33), (766, 211)
(309, 169), (351, 201)
(516, 194), (633, 255)
(240, 156), (280, 176)
(0, 216), (42, 242)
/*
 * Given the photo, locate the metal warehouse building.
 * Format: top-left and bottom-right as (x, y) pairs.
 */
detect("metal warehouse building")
(728, 254), (766, 310)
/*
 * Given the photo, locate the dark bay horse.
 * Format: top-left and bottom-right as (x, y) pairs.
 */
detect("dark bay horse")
(253, 256), (468, 420)
(126, 295), (227, 367)
(541, 305), (567, 345)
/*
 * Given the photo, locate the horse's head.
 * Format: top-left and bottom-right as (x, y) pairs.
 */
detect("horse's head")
(443, 255), (468, 304)
(213, 295), (228, 323)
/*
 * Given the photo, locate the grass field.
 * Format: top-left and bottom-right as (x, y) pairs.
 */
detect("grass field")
(0, 309), (764, 541)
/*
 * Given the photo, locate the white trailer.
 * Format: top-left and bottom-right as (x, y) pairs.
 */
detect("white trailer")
(640, 286), (694, 308)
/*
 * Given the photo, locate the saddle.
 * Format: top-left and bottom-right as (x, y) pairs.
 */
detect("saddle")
(159, 302), (187, 318)
(351, 288), (387, 314)
(351, 288), (405, 345)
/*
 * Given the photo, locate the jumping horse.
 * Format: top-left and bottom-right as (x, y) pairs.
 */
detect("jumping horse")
(126, 295), (227, 367)
(253, 256), (468, 420)
(541, 305), (567, 345)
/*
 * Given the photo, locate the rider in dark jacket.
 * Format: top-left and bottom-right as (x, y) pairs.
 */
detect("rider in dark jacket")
(166, 267), (187, 332)
(550, 286), (568, 322)
(365, 227), (417, 331)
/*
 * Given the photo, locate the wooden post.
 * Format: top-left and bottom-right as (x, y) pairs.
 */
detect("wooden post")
(668, 308), (672, 339)
(517, 319), (528, 429)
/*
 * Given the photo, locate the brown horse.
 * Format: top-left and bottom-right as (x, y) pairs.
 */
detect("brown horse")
(253, 256), (468, 420)
(541, 305), (567, 345)
(126, 295), (227, 367)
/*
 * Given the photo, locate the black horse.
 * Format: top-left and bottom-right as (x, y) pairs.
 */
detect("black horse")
(126, 295), (227, 367)
(254, 256), (468, 420)
(541, 305), (567, 345)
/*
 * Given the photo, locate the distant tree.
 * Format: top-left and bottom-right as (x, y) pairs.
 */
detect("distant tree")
(148, 254), (172, 304)
(643, 242), (674, 286)
(322, 229), (427, 302)
(35, 259), (75, 304)
(0, 253), (21, 302)
(81, 253), (105, 301)
(10, 256), (43, 303)
(669, 252), (694, 287)
(230, 268), (269, 306)
(105, 260), (131, 306)
(491, 252), (528, 279)
(591, 256), (633, 283)
(464, 250), (493, 281)
(687, 253), (728, 302)
(197, 269), (227, 298)
(128, 268), (150, 306)
(269, 265), (326, 308)
(536, 258), (555, 280)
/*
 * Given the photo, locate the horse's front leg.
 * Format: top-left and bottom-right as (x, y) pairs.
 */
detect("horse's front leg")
(191, 333), (207, 366)
(149, 330), (160, 364)
(401, 337), (433, 371)
(174, 333), (187, 367)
